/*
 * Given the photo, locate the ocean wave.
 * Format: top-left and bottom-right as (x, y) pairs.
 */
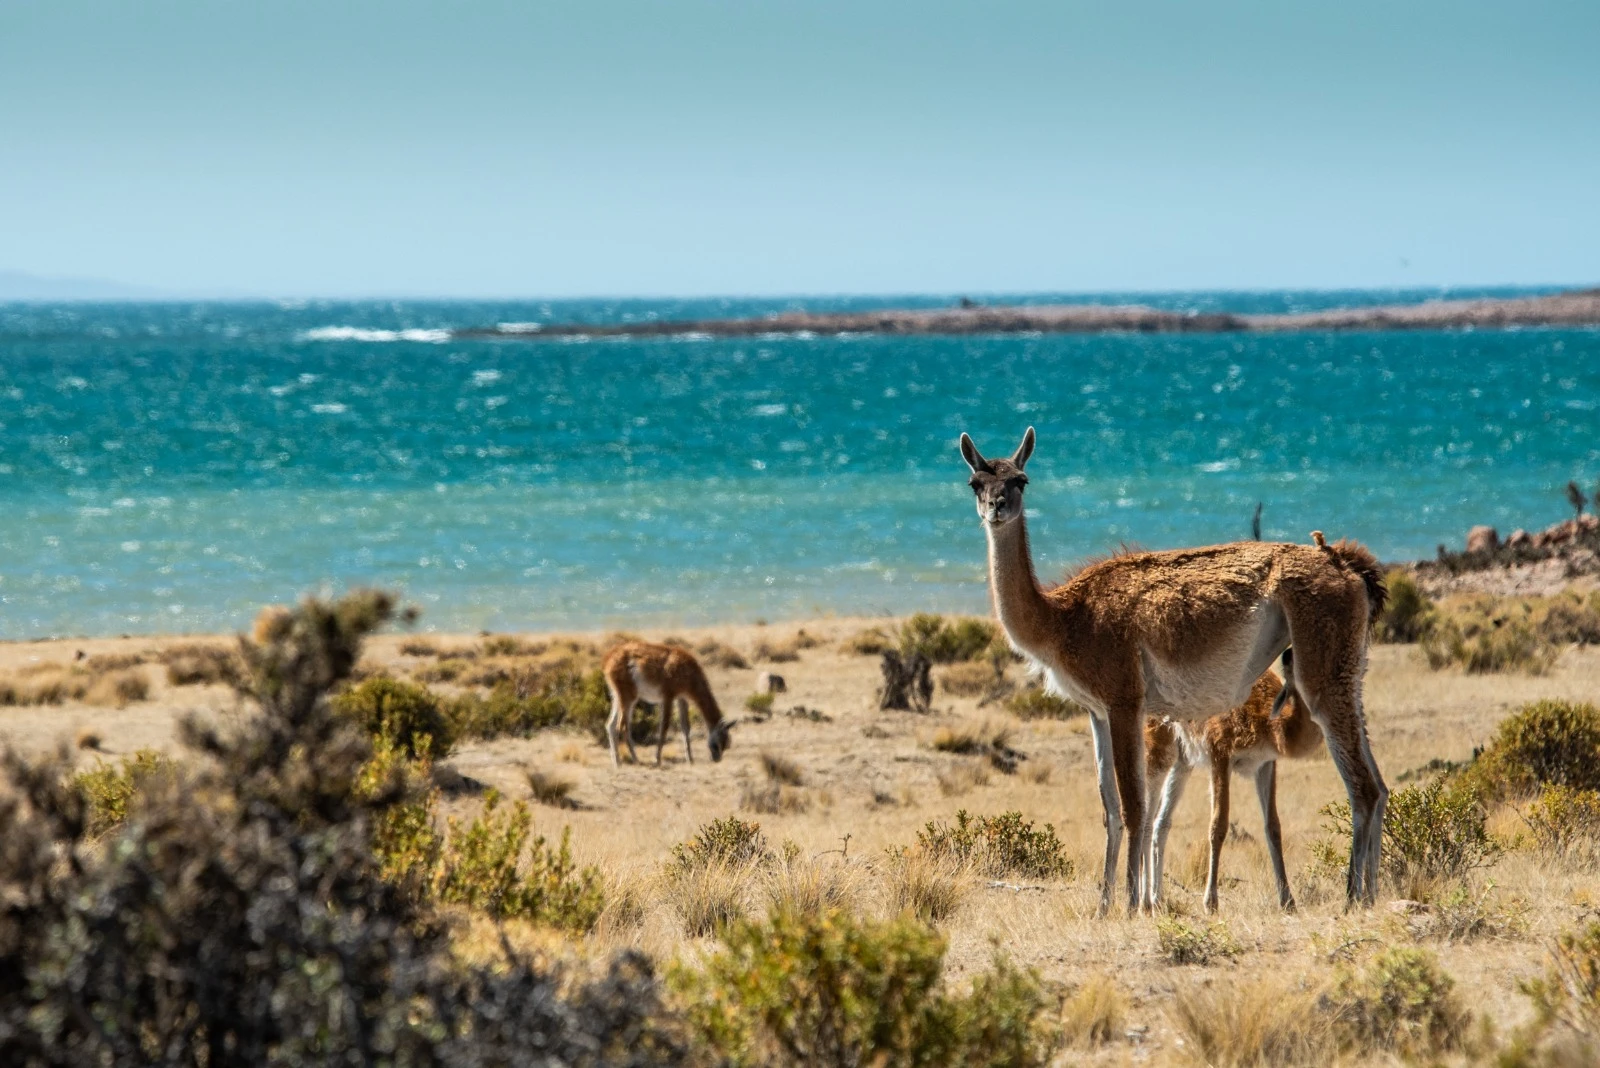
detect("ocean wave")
(300, 326), (450, 343)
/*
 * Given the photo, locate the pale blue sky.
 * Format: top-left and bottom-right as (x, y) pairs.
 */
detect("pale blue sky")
(2, 0), (1596, 297)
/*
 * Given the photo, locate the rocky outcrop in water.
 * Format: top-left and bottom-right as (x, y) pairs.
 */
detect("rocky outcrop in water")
(457, 289), (1600, 341)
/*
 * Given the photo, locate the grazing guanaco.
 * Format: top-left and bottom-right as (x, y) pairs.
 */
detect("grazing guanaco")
(960, 427), (1387, 913)
(1145, 651), (1324, 913)
(602, 641), (735, 767)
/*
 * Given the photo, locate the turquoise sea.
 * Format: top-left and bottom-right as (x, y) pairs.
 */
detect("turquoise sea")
(1, 290), (1596, 638)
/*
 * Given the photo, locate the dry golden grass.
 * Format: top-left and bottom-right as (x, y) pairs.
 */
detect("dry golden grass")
(762, 854), (861, 917)
(1169, 978), (1333, 1066)
(83, 668), (150, 708)
(1058, 974), (1127, 1050)
(667, 857), (757, 938)
(751, 628), (823, 664)
(758, 750), (804, 786)
(9, 620), (1600, 1064)
(935, 758), (992, 796)
(940, 661), (996, 697)
(882, 849), (970, 924)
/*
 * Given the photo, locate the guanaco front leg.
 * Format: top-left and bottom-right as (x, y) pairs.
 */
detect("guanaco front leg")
(1109, 709), (1149, 915)
(1205, 760), (1230, 913)
(1089, 714), (1124, 916)
(680, 699), (695, 764)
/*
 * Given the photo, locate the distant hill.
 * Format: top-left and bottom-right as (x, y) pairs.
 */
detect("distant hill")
(0, 269), (161, 301)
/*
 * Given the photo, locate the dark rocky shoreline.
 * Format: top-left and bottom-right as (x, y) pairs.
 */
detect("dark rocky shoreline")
(458, 288), (1600, 340)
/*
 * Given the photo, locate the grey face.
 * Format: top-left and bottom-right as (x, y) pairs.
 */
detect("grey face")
(708, 720), (735, 762)
(959, 427), (1036, 527)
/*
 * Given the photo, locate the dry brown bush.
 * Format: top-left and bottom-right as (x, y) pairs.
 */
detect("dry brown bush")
(83, 668), (150, 708)
(160, 642), (243, 686)
(526, 767), (579, 809)
(940, 661), (995, 697)
(759, 751), (804, 786)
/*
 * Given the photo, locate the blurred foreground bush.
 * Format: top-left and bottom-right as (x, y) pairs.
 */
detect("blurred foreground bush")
(0, 590), (679, 1066)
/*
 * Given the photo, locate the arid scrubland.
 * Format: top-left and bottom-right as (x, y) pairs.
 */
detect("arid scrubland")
(4, 591), (1600, 1064)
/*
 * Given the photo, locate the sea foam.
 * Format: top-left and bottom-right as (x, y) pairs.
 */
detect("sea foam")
(300, 326), (450, 343)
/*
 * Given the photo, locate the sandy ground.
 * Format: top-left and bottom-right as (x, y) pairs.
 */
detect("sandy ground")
(4, 618), (1598, 1062)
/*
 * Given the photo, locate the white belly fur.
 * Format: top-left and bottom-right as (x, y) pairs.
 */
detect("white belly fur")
(1140, 625), (1262, 722)
(629, 665), (665, 703)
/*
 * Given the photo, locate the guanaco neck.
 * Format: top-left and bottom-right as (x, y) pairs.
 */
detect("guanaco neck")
(687, 674), (723, 727)
(984, 512), (1062, 663)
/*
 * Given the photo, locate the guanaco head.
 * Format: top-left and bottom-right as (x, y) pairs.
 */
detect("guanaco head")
(707, 719), (737, 762)
(959, 426), (1035, 527)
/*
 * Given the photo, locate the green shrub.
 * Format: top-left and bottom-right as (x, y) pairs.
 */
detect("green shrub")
(1004, 687), (1083, 720)
(1523, 784), (1600, 861)
(1317, 778), (1497, 893)
(1466, 700), (1600, 799)
(426, 792), (603, 930)
(446, 667), (615, 743)
(672, 816), (772, 874)
(1523, 923), (1600, 1040)
(72, 748), (177, 836)
(745, 692), (775, 715)
(1374, 569), (1434, 643)
(917, 810), (1072, 880)
(1324, 947), (1470, 1057)
(1155, 917), (1239, 965)
(898, 613), (1002, 664)
(671, 908), (1056, 1067)
(333, 674), (455, 758)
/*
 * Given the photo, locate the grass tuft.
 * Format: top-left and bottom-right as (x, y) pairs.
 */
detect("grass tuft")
(525, 767), (578, 809)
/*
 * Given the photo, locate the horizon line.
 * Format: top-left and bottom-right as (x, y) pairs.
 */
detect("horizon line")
(2, 279), (1596, 306)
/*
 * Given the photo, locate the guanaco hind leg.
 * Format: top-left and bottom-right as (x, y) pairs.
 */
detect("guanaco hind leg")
(1204, 761), (1230, 913)
(1146, 761), (1191, 911)
(1255, 760), (1295, 910)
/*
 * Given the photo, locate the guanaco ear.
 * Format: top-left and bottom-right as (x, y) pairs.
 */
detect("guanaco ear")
(723, 719), (739, 731)
(1011, 426), (1036, 469)
(959, 433), (990, 474)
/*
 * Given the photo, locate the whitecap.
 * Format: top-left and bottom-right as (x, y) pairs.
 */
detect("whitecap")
(752, 403), (787, 417)
(471, 369), (503, 386)
(311, 403), (348, 414)
(496, 322), (542, 333)
(1196, 459), (1239, 473)
(300, 326), (450, 343)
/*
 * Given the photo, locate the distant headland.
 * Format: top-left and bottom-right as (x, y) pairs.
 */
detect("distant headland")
(456, 287), (1600, 340)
